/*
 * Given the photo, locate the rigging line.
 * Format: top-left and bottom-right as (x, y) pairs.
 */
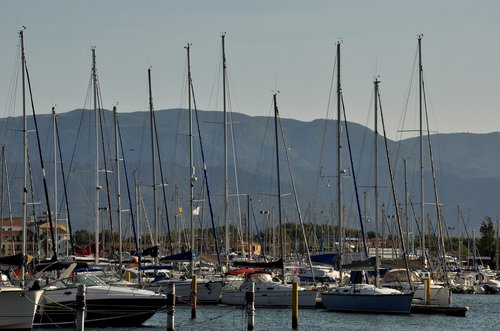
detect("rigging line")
(24, 62), (57, 260)
(222, 62), (246, 253)
(248, 98), (273, 195)
(458, 209), (471, 240)
(390, 44), (420, 192)
(170, 105), (184, 189)
(54, 108), (75, 255)
(341, 95), (368, 258)
(117, 115), (141, 280)
(423, 77), (449, 283)
(206, 43), (223, 112)
(98, 104), (115, 249)
(191, 77), (222, 269)
(250, 203), (265, 257)
(228, 107), (246, 252)
(408, 195), (423, 243)
(63, 76), (93, 187)
(96, 81), (118, 189)
(277, 109), (315, 281)
(311, 47), (337, 229)
(1, 45), (21, 136)
(151, 105), (174, 255)
(2, 146), (21, 255)
(396, 43), (419, 143)
(378, 88), (412, 285)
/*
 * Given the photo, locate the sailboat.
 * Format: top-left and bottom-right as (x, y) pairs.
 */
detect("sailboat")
(387, 35), (468, 316)
(320, 42), (413, 314)
(221, 93), (317, 308)
(136, 44), (224, 305)
(0, 28), (46, 330)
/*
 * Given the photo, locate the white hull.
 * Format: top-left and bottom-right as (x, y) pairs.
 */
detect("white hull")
(146, 279), (224, 304)
(413, 284), (451, 307)
(35, 284), (167, 327)
(221, 283), (317, 307)
(0, 289), (43, 330)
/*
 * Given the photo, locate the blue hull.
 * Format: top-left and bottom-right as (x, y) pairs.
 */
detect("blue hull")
(321, 292), (413, 314)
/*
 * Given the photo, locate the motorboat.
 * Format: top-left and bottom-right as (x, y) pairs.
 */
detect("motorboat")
(33, 273), (167, 328)
(220, 271), (317, 307)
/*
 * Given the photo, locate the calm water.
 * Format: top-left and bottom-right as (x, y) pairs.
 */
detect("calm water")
(40, 294), (499, 331)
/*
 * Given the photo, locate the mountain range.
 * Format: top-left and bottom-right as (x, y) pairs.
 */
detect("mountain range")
(0, 108), (498, 240)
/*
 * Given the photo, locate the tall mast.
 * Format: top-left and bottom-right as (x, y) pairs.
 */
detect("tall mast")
(418, 35), (425, 262)
(113, 106), (123, 278)
(404, 158), (410, 253)
(92, 47), (101, 264)
(457, 206), (461, 269)
(148, 68), (159, 264)
(222, 33), (229, 263)
(20, 28), (27, 282)
(186, 43), (195, 276)
(336, 41), (343, 279)
(52, 107), (58, 257)
(273, 93), (285, 284)
(0, 147), (4, 254)
(374, 77), (380, 286)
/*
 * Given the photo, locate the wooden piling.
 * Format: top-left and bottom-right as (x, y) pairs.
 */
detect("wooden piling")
(246, 281), (255, 330)
(75, 284), (86, 331)
(425, 277), (431, 305)
(191, 275), (197, 319)
(167, 282), (176, 331)
(292, 282), (298, 329)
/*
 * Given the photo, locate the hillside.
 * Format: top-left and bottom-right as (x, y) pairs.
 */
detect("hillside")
(0, 108), (498, 238)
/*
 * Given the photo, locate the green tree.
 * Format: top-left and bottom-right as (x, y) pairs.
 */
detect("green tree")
(477, 216), (496, 267)
(74, 229), (94, 247)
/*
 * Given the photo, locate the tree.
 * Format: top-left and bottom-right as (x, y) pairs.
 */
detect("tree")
(74, 229), (94, 247)
(477, 216), (496, 268)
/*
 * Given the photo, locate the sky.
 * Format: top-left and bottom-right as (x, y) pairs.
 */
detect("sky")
(1, 1), (499, 139)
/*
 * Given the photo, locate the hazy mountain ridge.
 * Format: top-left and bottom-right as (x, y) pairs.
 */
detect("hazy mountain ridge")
(0, 108), (498, 234)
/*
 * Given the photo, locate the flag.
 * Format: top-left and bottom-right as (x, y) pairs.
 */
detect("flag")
(192, 206), (200, 216)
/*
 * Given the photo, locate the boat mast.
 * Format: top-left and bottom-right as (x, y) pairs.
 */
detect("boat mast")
(374, 77), (380, 286)
(148, 68), (159, 264)
(404, 158), (410, 254)
(92, 47), (100, 265)
(20, 28), (28, 282)
(186, 43), (195, 276)
(418, 35), (425, 263)
(113, 106), (123, 278)
(457, 206), (461, 269)
(222, 33), (229, 264)
(52, 107), (58, 257)
(273, 93), (286, 284)
(336, 41), (343, 280)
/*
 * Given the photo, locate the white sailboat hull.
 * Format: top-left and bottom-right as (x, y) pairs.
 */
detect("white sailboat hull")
(221, 282), (317, 307)
(146, 278), (224, 304)
(0, 289), (43, 330)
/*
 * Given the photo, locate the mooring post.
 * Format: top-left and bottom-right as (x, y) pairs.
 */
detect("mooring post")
(167, 282), (176, 331)
(292, 282), (299, 329)
(422, 271), (431, 305)
(191, 274), (197, 319)
(75, 284), (86, 331)
(246, 281), (255, 330)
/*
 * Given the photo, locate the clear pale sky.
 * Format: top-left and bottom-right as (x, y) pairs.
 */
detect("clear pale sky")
(1, 1), (499, 138)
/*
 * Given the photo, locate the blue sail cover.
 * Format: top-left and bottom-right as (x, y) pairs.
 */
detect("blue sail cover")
(310, 253), (338, 267)
(159, 250), (194, 262)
